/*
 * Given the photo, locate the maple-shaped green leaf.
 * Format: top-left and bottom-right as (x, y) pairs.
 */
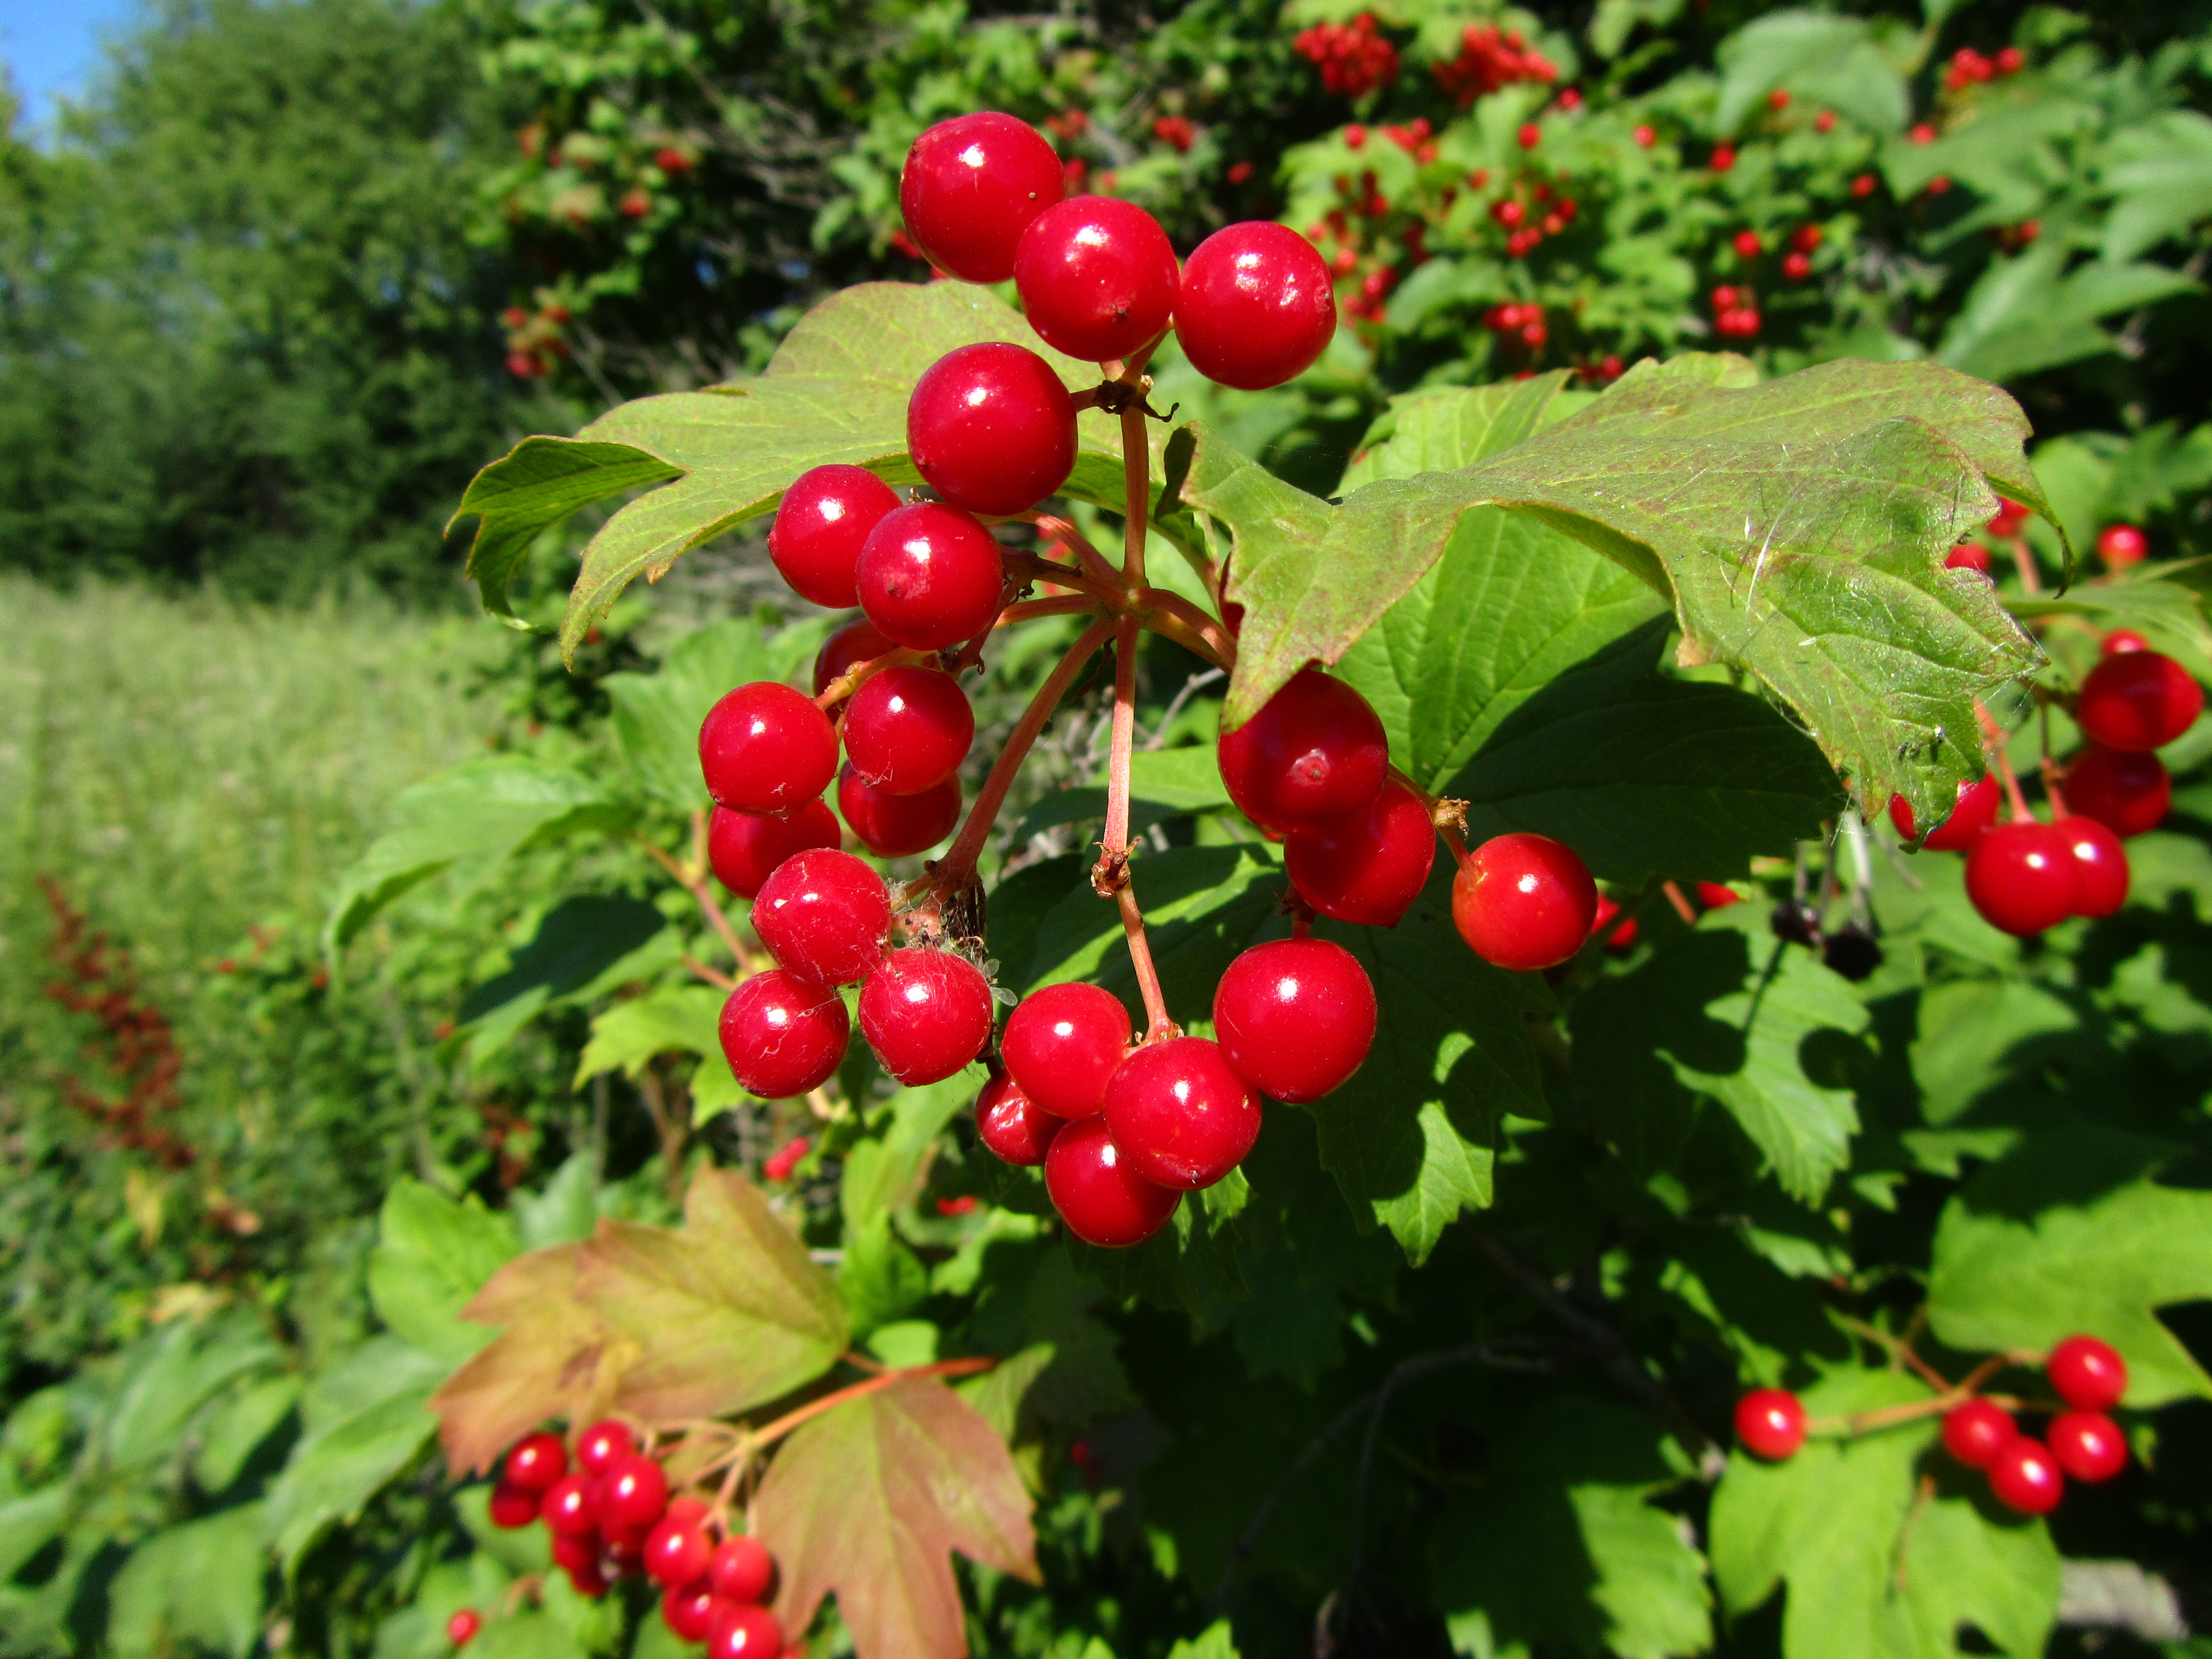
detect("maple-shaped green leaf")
(755, 1375), (1039, 1659)
(449, 282), (1138, 652)
(1926, 1122), (2212, 1405)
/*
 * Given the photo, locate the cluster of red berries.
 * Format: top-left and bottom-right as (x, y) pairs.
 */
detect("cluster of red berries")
(481, 1423), (783, 1655)
(1483, 301), (1548, 351)
(1431, 23), (1558, 108)
(1293, 12), (1401, 98)
(1735, 1335), (2129, 1516)
(1709, 284), (1762, 339)
(1944, 43), (2026, 93)
(502, 301), (574, 379)
(1489, 179), (1580, 260)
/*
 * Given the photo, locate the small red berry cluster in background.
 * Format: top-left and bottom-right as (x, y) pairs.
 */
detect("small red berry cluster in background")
(1734, 1334), (2130, 1518)
(1431, 23), (1557, 108)
(1944, 44), (2026, 92)
(1588, 881), (1738, 953)
(488, 1423), (783, 1653)
(1293, 13), (1400, 98)
(1710, 285), (1761, 339)
(1152, 115), (1197, 154)
(502, 300), (573, 379)
(1483, 301), (1547, 352)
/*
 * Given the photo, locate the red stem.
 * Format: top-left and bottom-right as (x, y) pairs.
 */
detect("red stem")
(747, 1356), (996, 1450)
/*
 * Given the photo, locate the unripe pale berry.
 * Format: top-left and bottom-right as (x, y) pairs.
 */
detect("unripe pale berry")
(2048, 1334), (2128, 1411)
(1044, 1115), (1181, 1247)
(976, 1073), (1064, 1164)
(1003, 981), (1133, 1118)
(1102, 1036), (1262, 1189)
(1987, 1436), (2063, 1514)
(839, 763), (961, 857)
(1174, 222), (1338, 390)
(859, 948), (995, 1084)
(1218, 667), (1388, 828)
(856, 500), (1007, 648)
(1014, 196), (1180, 362)
(2062, 745), (2168, 838)
(707, 800), (841, 900)
(1964, 820), (2080, 935)
(708, 1534), (775, 1603)
(768, 464), (901, 607)
(1213, 938), (1376, 1102)
(907, 343), (1078, 516)
(1888, 774), (2000, 851)
(2059, 815), (2129, 918)
(843, 665), (974, 796)
(900, 112), (1065, 283)
(1941, 1398), (2015, 1469)
(699, 682), (840, 816)
(2047, 1412), (2128, 1482)
(719, 970), (850, 1098)
(2077, 651), (2202, 752)
(1733, 1388), (1806, 1459)
(1283, 775), (1436, 926)
(1452, 833), (1599, 971)
(752, 848), (891, 986)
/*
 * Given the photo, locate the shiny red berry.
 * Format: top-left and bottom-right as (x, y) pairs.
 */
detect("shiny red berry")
(1218, 667), (1388, 829)
(753, 848), (891, 986)
(1733, 229), (1762, 258)
(2097, 523), (2149, 567)
(813, 618), (895, 698)
(708, 801), (842, 900)
(838, 763), (961, 857)
(566, 1561), (610, 1599)
(503, 1431), (568, 1493)
(549, 1532), (599, 1574)
(1213, 938), (1375, 1103)
(1044, 1114), (1181, 1247)
(2060, 815), (2129, 918)
(1987, 1436), (2064, 1514)
(541, 1472), (600, 1536)
(662, 1582), (719, 1642)
(1174, 222), (1337, 390)
(446, 1609), (482, 1647)
(1452, 833), (1598, 971)
(855, 500), (1007, 649)
(2102, 628), (2150, 655)
(859, 948), (995, 1085)
(1102, 1036), (1262, 1189)
(645, 1514), (714, 1588)
(600, 1451), (669, 1532)
(1889, 774), (2000, 851)
(488, 1481), (540, 1528)
(708, 1602), (783, 1658)
(2048, 1334), (2128, 1411)
(1283, 776), (1436, 926)
(1940, 1398), (2016, 1469)
(1782, 250), (1812, 280)
(768, 464), (901, 608)
(1964, 820), (2081, 935)
(699, 683), (840, 816)
(843, 665), (975, 796)
(2077, 651), (2202, 752)
(708, 1534), (776, 1603)
(900, 112), (1065, 283)
(907, 343), (1077, 517)
(1945, 542), (1992, 573)
(1014, 196), (1180, 362)
(1733, 1388), (1806, 1459)
(2063, 746), (2168, 838)
(1003, 982), (1133, 1119)
(976, 1072), (1064, 1164)
(2047, 1412), (2128, 1482)
(577, 1419), (636, 1476)
(719, 970), (851, 1098)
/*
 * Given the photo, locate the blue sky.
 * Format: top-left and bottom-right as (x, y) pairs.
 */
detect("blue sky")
(2, 0), (138, 129)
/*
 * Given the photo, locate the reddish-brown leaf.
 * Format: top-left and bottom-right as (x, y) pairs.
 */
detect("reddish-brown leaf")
(757, 1375), (1039, 1659)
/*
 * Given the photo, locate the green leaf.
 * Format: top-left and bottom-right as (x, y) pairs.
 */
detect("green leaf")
(457, 894), (670, 1054)
(1021, 843), (1282, 1010)
(0, 1485), (73, 1583)
(1013, 746), (1232, 842)
(366, 1179), (522, 1367)
(2100, 111), (2212, 264)
(1714, 12), (1907, 137)
(449, 440), (684, 624)
(2011, 576), (2212, 685)
(574, 983), (724, 1087)
(263, 1336), (447, 1570)
(103, 1315), (284, 1473)
(107, 1503), (267, 1659)
(1167, 1622), (1243, 1659)
(605, 613), (828, 807)
(1936, 243), (2201, 384)
(193, 1374), (304, 1495)
(1927, 1123), (2212, 1405)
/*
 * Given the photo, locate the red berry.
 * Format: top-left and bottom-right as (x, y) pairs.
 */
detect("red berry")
(503, 1431), (569, 1493)
(753, 848), (891, 986)
(577, 1419), (636, 1476)
(1218, 667), (1388, 829)
(2077, 651), (2202, 752)
(1492, 199), (1526, 229)
(900, 112), (1065, 283)
(1888, 773), (2000, 851)
(838, 763), (961, 857)
(1710, 144), (1736, 171)
(1003, 982), (1133, 1118)
(600, 1451), (669, 1532)
(843, 665), (975, 796)
(855, 500), (1006, 649)
(1987, 1436), (2064, 1514)
(1213, 938), (1376, 1102)
(1174, 221), (1337, 390)
(813, 618), (895, 698)
(719, 970), (850, 1097)
(663, 1582), (718, 1642)
(1284, 777), (1435, 925)
(2047, 1412), (2128, 1482)
(1944, 542), (1991, 573)
(1451, 833), (1599, 971)
(1102, 1036), (1261, 1189)
(2102, 628), (2149, 655)
(1590, 893), (1637, 952)
(1044, 1115), (1181, 1247)
(1695, 882), (1742, 910)
(1734, 229), (1762, 258)
(1782, 251), (1812, 280)
(2048, 1335), (2128, 1411)
(1996, 45), (2024, 73)
(1851, 173), (1876, 196)
(708, 1534), (776, 1603)
(1941, 1398), (2016, 1469)
(2060, 815), (2129, 918)
(550, 1532), (599, 1573)
(489, 1481), (541, 1528)
(645, 1514), (714, 1587)
(768, 465), (901, 608)
(859, 948), (995, 1084)
(541, 1472), (600, 1536)
(708, 1602), (783, 1658)
(907, 343), (1077, 517)
(1632, 124), (1656, 146)
(2097, 523), (2149, 567)
(1013, 196), (1180, 362)
(446, 1610), (482, 1647)
(1815, 110), (1836, 132)
(708, 801), (842, 900)
(1733, 1389), (1806, 1459)
(699, 683), (840, 815)
(977, 1071), (1064, 1164)
(2063, 746), (2167, 838)
(1964, 820), (2081, 935)
(566, 1562), (610, 1599)
(1791, 224), (1823, 252)
(1517, 121), (1541, 148)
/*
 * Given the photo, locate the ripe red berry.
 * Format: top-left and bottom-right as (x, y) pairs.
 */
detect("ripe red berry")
(709, 1602), (783, 1657)
(1632, 124), (1656, 146)
(549, 1532), (599, 1574)
(2060, 815), (2129, 918)
(1782, 251), (1812, 280)
(1175, 221), (1337, 390)
(2063, 746), (2168, 838)
(1102, 1036), (1262, 1189)
(1791, 224), (1823, 252)
(2047, 1412), (2128, 1482)
(976, 1071), (1065, 1164)
(907, 343), (1078, 517)
(719, 970), (851, 1097)
(768, 465), (902, 608)
(2077, 651), (2202, 752)
(645, 1513), (714, 1587)
(503, 1431), (568, 1492)
(601, 1452), (669, 1531)
(1710, 144), (1736, 171)
(1733, 1388), (1807, 1459)
(1492, 199), (1526, 229)
(855, 500), (1007, 649)
(1695, 882), (1742, 910)
(577, 1419), (636, 1476)
(1733, 229), (1762, 258)
(843, 665), (975, 796)
(1517, 121), (1541, 148)
(1987, 1436), (2064, 1514)
(1452, 833), (1599, 971)
(541, 1472), (601, 1536)
(708, 1534), (776, 1603)
(1944, 542), (1991, 573)
(699, 683), (840, 816)
(813, 618), (896, 698)
(489, 1481), (540, 1528)
(1941, 1398), (2016, 1469)
(2103, 628), (2149, 655)
(1964, 820), (2081, 935)
(1004, 982), (1133, 1118)
(663, 1583), (719, 1642)
(2097, 523), (2149, 567)
(1888, 773), (2000, 851)
(1014, 196), (1180, 362)
(708, 801), (842, 900)
(1213, 938), (1376, 1102)
(446, 1610), (482, 1647)
(1815, 110), (1836, 132)
(753, 848), (891, 986)
(2048, 1334), (2128, 1411)
(838, 764), (961, 857)
(1218, 667), (1388, 829)
(566, 1561), (610, 1600)
(859, 948), (995, 1085)
(900, 112), (1065, 283)
(1590, 893), (1637, 951)
(1044, 1115), (1181, 1247)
